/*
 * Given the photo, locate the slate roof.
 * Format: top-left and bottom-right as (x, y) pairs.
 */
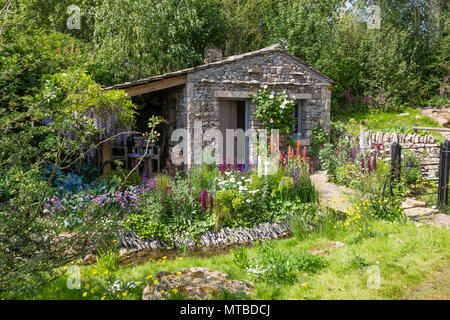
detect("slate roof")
(103, 43), (333, 91)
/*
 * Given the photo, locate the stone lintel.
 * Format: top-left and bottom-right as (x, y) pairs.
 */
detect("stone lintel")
(290, 93), (312, 100)
(214, 91), (257, 99)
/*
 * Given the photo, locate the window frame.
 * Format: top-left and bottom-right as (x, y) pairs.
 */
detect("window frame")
(292, 100), (303, 140)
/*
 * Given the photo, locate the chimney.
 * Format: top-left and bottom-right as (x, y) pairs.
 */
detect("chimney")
(204, 46), (223, 64)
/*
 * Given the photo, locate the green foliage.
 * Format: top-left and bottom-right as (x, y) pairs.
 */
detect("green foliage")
(188, 163), (220, 194)
(319, 143), (340, 180)
(310, 125), (330, 160)
(232, 244), (250, 270)
(405, 167), (422, 186)
(95, 248), (120, 272)
(292, 251), (327, 274)
(252, 241), (297, 284)
(252, 87), (296, 136)
(90, 0), (229, 85)
(0, 63), (136, 295)
(248, 240), (327, 284)
(122, 215), (172, 244)
(214, 189), (244, 229)
(97, 169), (140, 190)
(289, 203), (321, 241)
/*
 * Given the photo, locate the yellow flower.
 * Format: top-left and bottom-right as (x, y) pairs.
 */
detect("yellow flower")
(302, 282), (308, 288)
(172, 289), (178, 294)
(85, 284), (90, 289)
(90, 289), (95, 294)
(160, 290), (165, 293)
(116, 294), (120, 298)
(101, 296), (105, 300)
(153, 279), (158, 285)
(70, 261), (75, 265)
(178, 257), (183, 260)
(82, 292), (87, 297)
(122, 292), (128, 297)
(137, 281), (142, 285)
(92, 269), (98, 275)
(146, 275), (153, 279)
(104, 269), (109, 274)
(162, 256), (167, 260)
(175, 277), (180, 280)
(176, 272), (181, 275)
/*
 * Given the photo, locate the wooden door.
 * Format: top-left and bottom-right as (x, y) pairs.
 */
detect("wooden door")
(219, 100), (247, 165)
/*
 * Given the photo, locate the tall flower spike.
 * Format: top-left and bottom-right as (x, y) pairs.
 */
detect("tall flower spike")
(201, 189), (207, 212)
(296, 141), (301, 155)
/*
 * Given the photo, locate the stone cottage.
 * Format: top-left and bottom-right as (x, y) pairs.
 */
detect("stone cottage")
(104, 44), (333, 172)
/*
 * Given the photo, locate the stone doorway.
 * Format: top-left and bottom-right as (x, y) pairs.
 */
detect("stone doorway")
(218, 100), (249, 166)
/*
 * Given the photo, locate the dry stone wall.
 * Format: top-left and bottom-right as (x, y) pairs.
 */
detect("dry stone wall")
(365, 130), (440, 178)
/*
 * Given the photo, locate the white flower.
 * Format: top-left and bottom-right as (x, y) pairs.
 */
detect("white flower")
(270, 118), (274, 123)
(263, 84), (268, 89)
(246, 199), (251, 203)
(269, 94), (274, 99)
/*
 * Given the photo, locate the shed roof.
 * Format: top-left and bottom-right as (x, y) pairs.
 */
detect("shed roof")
(103, 44), (333, 94)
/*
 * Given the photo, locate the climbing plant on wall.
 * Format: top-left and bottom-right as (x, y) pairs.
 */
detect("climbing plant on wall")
(252, 87), (296, 136)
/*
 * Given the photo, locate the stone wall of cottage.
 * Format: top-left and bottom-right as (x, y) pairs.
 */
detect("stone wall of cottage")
(365, 130), (440, 178)
(184, 52), (331, 167)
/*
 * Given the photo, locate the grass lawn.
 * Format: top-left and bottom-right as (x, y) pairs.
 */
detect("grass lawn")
(335, 107), (443, 139)
(22, 219), (450, 300)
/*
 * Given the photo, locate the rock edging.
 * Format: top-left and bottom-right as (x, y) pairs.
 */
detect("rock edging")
(119, 221), (292, 253)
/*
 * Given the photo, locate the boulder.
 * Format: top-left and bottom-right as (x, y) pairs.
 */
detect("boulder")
(142, 267), (254, 300)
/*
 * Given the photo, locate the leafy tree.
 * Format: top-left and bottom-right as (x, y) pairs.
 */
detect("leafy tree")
(0, 68), (136, 296)
(91, 0), (229, 85)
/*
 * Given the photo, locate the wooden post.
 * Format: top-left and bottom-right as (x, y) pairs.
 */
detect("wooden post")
(102, 141), (112, 174)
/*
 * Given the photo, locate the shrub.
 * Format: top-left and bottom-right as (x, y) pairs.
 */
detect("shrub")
(96, 169), (140, 190)
(122, 215), (172, 244)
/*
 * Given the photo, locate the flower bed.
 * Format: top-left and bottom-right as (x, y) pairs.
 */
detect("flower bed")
(43, 145), (318, 255)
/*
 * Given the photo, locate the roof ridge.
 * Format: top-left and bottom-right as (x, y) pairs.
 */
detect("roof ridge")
(103, 43), (332, 91)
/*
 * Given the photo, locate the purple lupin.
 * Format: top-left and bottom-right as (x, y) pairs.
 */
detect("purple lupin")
(201, 189), (207, 212)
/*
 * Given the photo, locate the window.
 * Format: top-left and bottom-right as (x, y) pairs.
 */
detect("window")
(292, 101), (302, 140)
